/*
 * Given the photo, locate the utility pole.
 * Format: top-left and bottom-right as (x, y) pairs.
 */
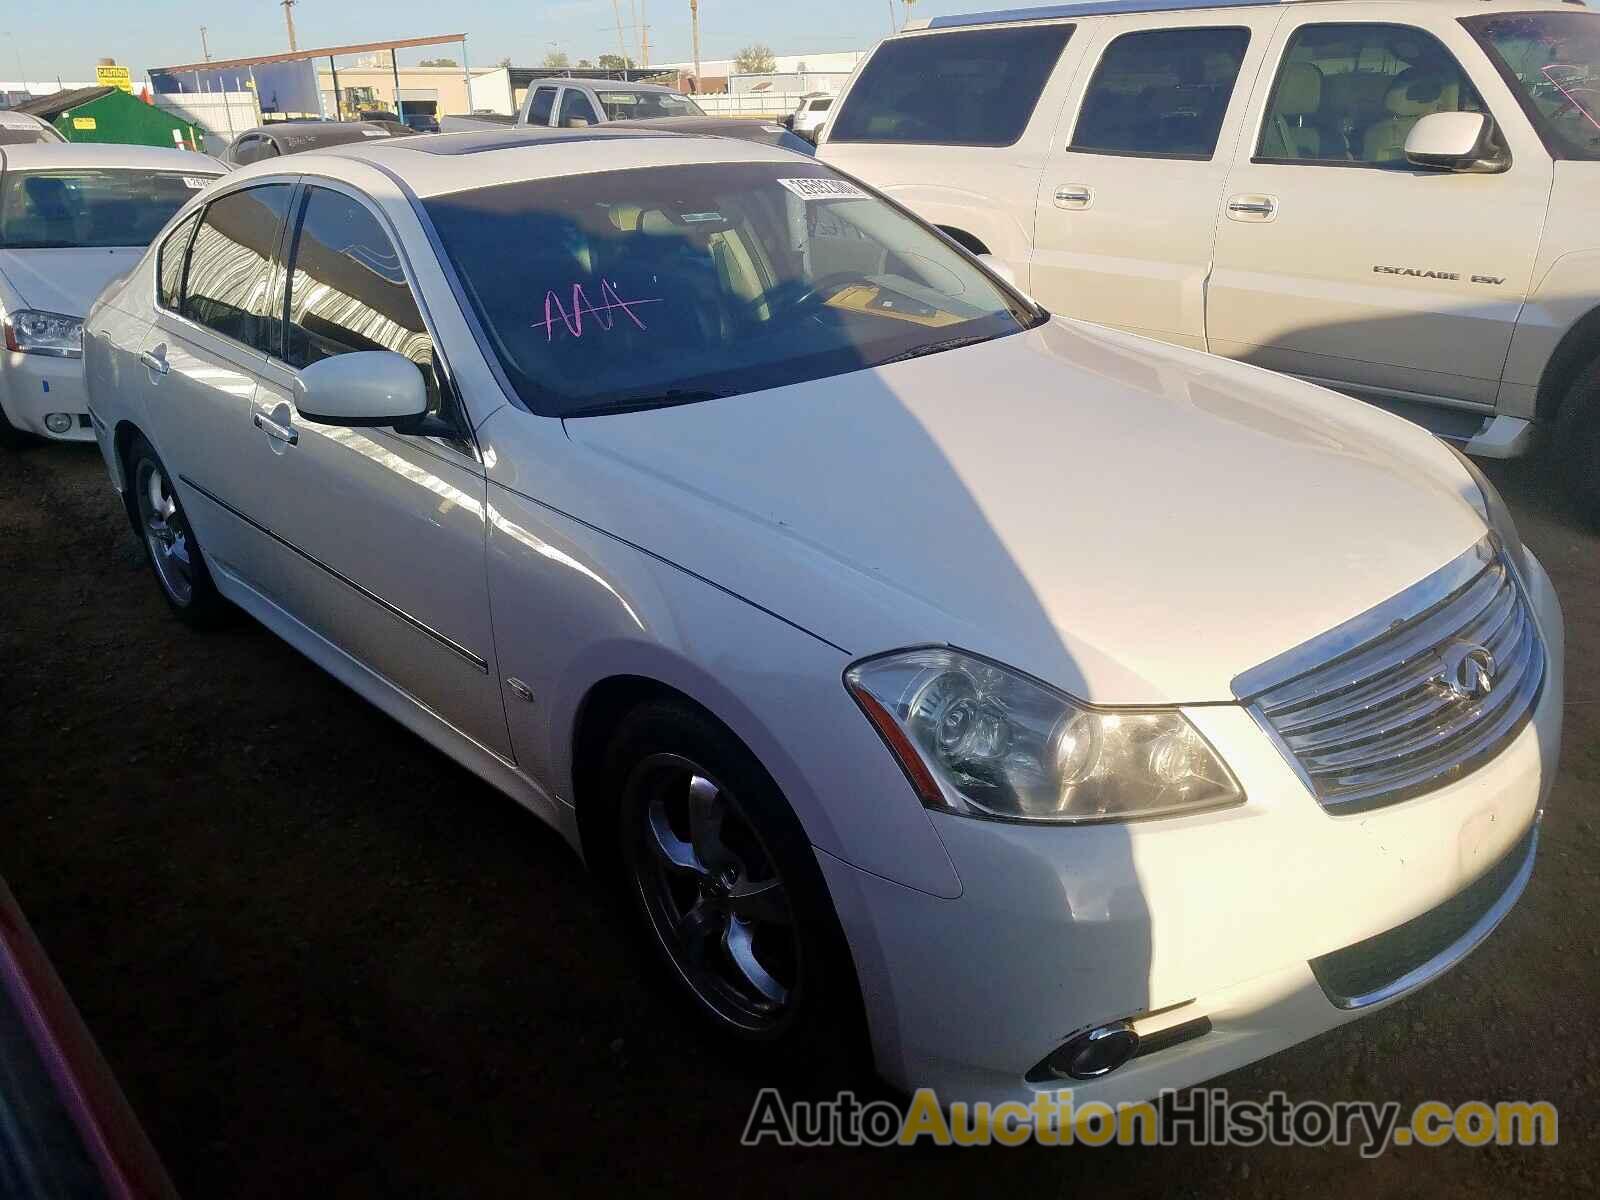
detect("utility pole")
(610, 0), (628, 69)
(200, 26), (212, 62)
(689, 0), (701, 88)
(640, 0), (650, 68)
(281, 0), (298, 53)
(886, 0), (896, 34)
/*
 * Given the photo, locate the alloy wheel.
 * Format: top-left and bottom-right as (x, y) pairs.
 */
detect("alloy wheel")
(135, 459), (194, 606)
(625, 753), (800, 1034)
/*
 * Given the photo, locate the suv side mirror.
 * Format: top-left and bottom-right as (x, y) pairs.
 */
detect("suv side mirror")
(293, 351), (428, 427)
(1405, 112), (1509, 174)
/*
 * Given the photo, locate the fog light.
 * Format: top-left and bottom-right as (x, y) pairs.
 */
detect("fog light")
(1044, 1021), (1140, 1080)
(44, 412), (73, 434)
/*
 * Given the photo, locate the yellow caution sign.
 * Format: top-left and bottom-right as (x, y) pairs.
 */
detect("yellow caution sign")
(95, 64), (133, 93)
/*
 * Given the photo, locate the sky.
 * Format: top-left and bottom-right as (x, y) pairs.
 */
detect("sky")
(3, 0), (1007, 83)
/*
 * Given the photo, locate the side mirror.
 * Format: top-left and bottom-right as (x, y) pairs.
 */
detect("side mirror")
(293, 351), (428, 427)
(1405, 111), (1508, 173)
(977, 253), (1017, 289)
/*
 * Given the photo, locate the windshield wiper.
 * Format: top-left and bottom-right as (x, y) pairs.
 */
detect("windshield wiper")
(876, 333), (1000, 367)
(565, 387), (734, 417)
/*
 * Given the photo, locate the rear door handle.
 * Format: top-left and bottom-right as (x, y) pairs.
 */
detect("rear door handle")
(139, 349), (169, 375)
(1226, 194), (1278, 220)
(252, 411), (299, 446)
(1053, 185), (1093, 210)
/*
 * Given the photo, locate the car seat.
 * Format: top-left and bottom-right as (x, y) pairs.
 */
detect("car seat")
(1363, 68), (1461, 164)
(1263, 63), (1324, 158)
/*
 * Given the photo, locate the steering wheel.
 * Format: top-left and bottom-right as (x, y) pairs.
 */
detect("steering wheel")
(780, 272), (867, 314)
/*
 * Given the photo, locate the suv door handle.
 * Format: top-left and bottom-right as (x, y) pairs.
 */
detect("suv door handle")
(1053, 185), (1093, 210)
(1227, 194), (1278, 220)
(252, 410), (299, 446)
(139, 349), (169, 375)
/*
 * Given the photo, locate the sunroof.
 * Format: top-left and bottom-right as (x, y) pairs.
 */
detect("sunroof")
(396, 128), (681, 156)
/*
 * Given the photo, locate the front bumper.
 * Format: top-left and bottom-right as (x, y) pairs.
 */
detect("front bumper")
(822, 549), (1564, 1108)
(1, 351), (94, 442)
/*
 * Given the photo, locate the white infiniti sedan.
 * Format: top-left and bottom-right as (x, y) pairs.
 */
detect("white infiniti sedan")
(0, 143), (223, 445)
(83, 127), (1563, 1108)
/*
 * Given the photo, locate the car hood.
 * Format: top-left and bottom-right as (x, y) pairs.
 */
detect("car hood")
(0, 248), (141, 318)
(534, 319), (1488, 704)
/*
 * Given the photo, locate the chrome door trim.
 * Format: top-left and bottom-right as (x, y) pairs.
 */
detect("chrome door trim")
(251, 410), (299, 445)
(179, 473), (490, 674)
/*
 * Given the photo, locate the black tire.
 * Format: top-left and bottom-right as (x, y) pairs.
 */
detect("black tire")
(123, 432), (231, 628)
(1556, 359), (1600, 527)
(604, 698), (865, 1065)
(0, 399), (36, 449)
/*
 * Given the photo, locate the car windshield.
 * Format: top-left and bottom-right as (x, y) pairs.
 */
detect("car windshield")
(593, 90), (706, 120)
(0, 168), (215, 249)
(1467, 11), (1600, 160)
(423, 160), (1040, 417)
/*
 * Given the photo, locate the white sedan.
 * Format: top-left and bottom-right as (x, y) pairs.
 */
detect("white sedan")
(83, 128), (1563, 1109)
(0, 143), (223, 445)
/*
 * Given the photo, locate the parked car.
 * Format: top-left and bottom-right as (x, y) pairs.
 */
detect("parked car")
(607, 115), (816, 153)
(84, 127), (1562, 1111)
(0, 143), (224, 446)
(786, 92), (834, 142)
(0, 873), (177, 1198)
(400, 112), (441, 134)
(222, 120), (415, 169)
(0, 110), (66, 146)
(821, 0), (1600, 518)
(443, 79), (706, 132)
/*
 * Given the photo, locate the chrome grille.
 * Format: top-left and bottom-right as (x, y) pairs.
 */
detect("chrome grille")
(1235, 540), (1545, 812)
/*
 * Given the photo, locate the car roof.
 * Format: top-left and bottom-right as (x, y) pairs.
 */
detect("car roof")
(240, 121), (413, 151)
(918, 0), (1587, 29)
(0, 142), (226, 173)
(275, 126), (807, 199)
(569, 80), (682, 94)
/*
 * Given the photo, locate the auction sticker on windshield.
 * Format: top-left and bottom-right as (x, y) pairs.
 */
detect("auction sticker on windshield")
(776, 177), (870, 202)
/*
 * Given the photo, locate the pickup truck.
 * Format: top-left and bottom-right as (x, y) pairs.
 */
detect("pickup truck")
(442, 79), (706, 132)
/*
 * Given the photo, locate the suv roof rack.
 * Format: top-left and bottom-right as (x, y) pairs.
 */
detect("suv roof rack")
(926, 0), (1285, 30)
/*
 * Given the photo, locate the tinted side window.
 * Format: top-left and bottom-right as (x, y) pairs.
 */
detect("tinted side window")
(231, 135), (280, 166)
(1257, 23), (1485, 165)
(1070, 27), (1252, 158)
(528, 86), (557, 125)
(558, 89), (600, 127)
(282, 186), (441, 413)
(830, 25), (1074, 146)
(156, 210), (200, 310)
(182, 184), (293, 350)
(811, 98), (833, 112)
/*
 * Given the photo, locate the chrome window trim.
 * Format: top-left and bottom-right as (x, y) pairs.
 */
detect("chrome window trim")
(270, 171), (484, 464)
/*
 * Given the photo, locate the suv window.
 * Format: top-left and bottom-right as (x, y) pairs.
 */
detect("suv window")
(829, 25), (1075, 146)
(1070, 27), (1252, 159)
(182, 184), (293, 351)
(282, 186), (442, 415)
(230, 135), (279, 166)
(156, 210), (200, 311)
(528, 86), (557, 126)
(558, 88), (601, 128)
(810, 98), (833, 113)
(1257, 23), (1486, 166)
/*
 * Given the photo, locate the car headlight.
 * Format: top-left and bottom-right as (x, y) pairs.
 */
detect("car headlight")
(3, 309), (84, 358)
(845, 648), (1244, 823)
(1446, 444), (1525, 576)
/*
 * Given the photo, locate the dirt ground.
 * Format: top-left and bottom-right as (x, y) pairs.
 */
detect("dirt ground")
(1, 441), (1595, 1198)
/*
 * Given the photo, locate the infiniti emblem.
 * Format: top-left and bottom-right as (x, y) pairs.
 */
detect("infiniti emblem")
(1436, 642), (1496, 702)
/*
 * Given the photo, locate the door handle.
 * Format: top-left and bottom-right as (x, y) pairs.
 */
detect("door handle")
(252, 410), (299, 446)
(139, 349), (169, 375)
(1054, 185), (1093, 209)
(1227, 195), (1278, 219)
